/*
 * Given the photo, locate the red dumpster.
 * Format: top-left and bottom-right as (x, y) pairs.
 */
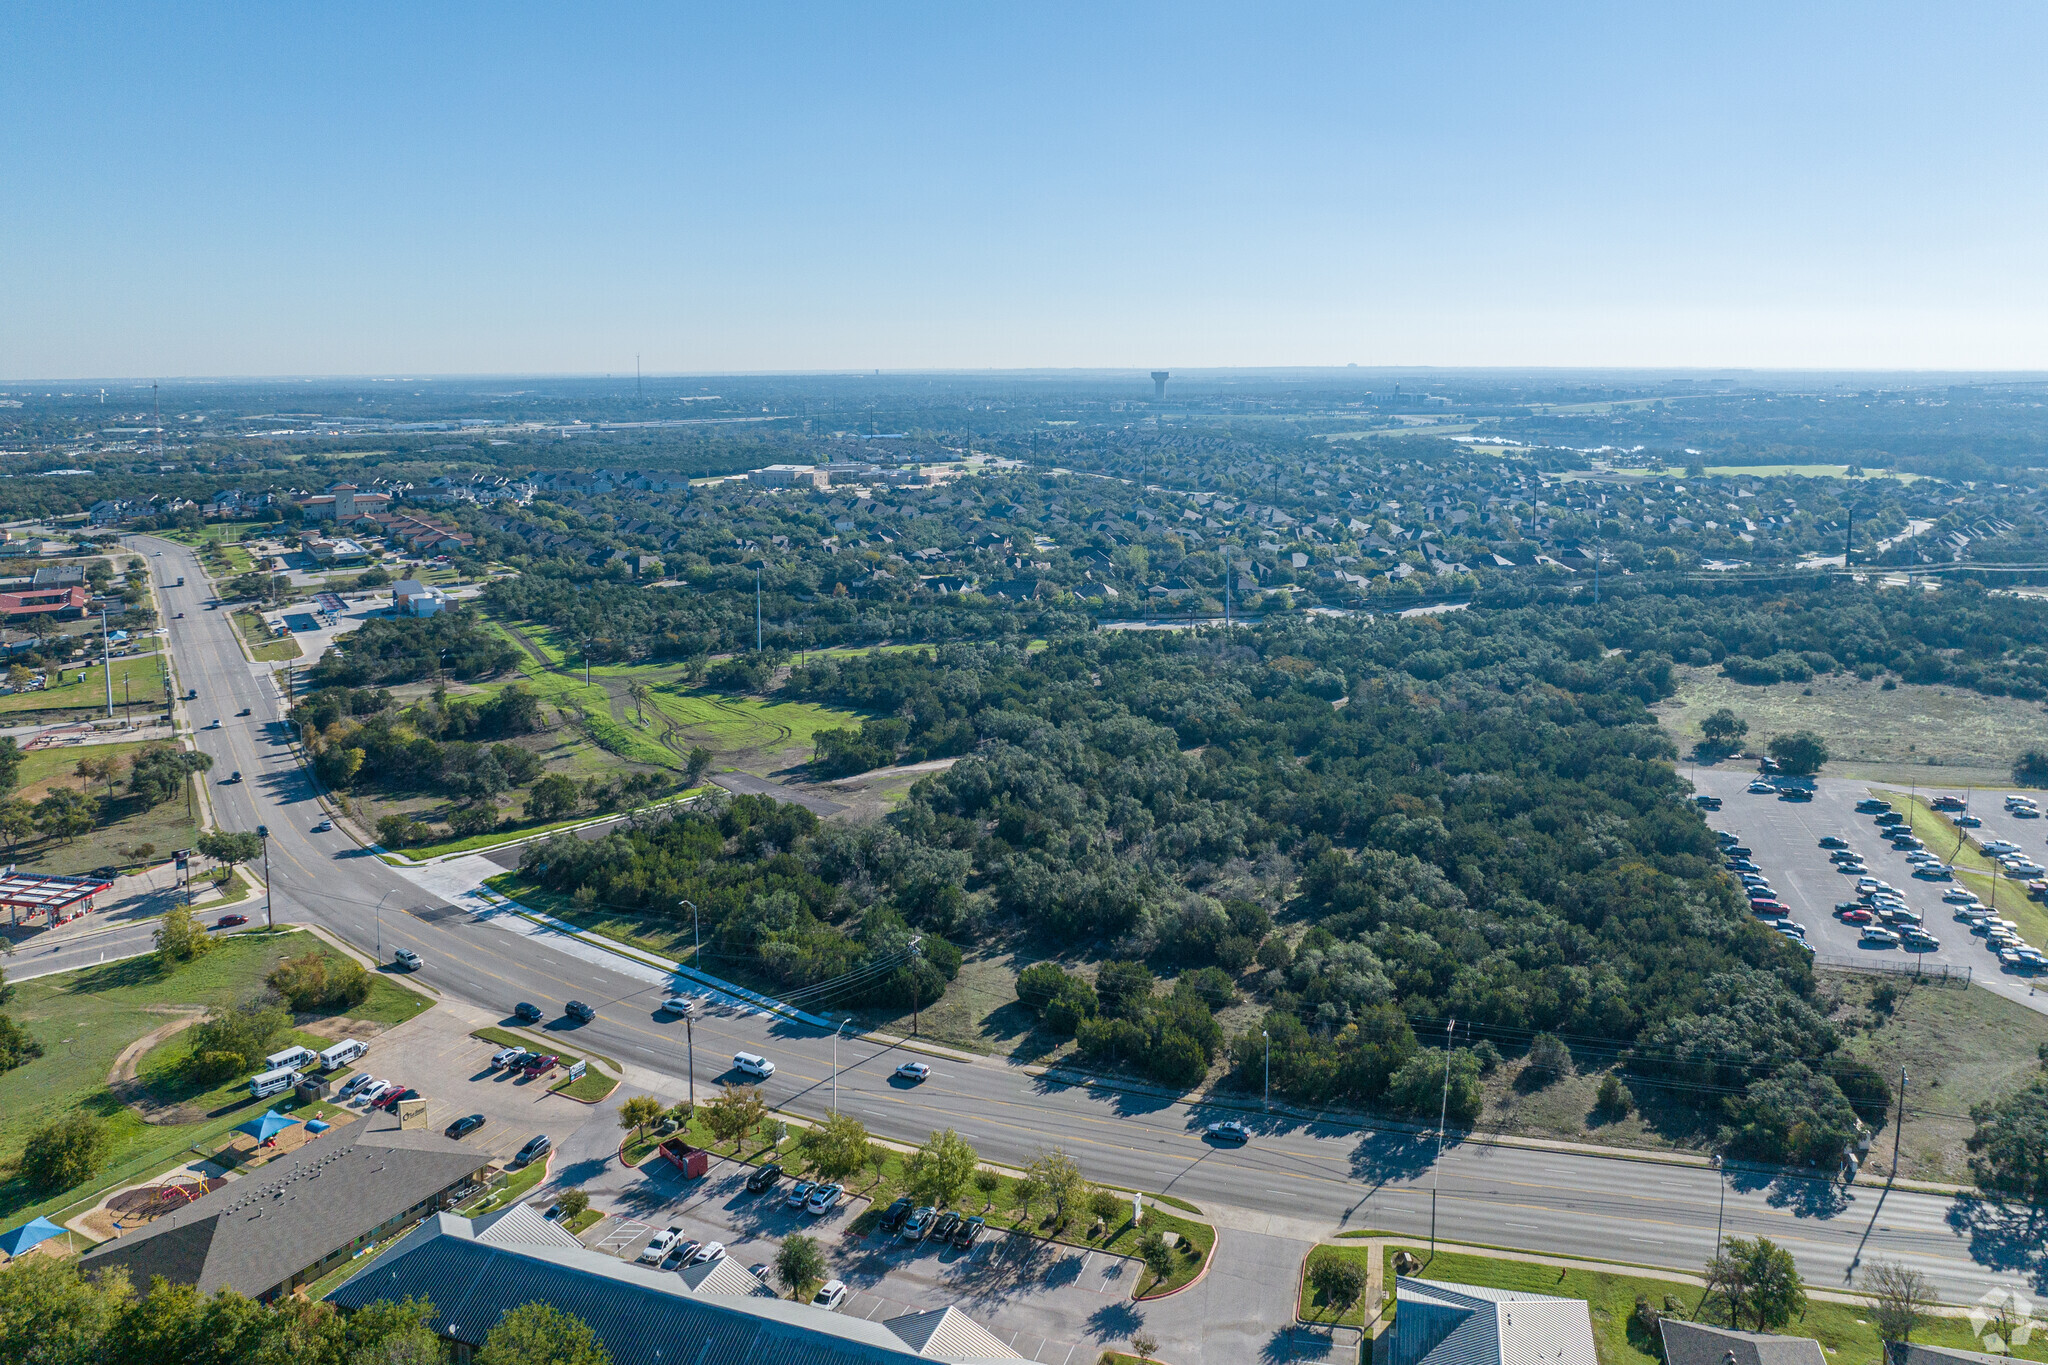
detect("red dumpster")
(659, 1139), (708, 1178)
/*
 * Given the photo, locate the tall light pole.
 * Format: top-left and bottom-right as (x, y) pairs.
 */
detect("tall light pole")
(1711, 1153), (1726, 1259)
(1262, 1029), (1270, 1109)
(100, 604), (113, 718)
(755, 568), (762, 651)
(256, 826), (271, 928)
(680, 899), (698, 963)
(833, 1017), (852, 1111)
(1429, 1018), (1456, 1258)
(1890, 1067), (1908, 1179)
(684, 997), (699, 1107)
(909, 936), (924, 1037)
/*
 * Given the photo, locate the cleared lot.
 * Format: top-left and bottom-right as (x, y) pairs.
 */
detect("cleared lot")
(580, 1153), (1140, 1365)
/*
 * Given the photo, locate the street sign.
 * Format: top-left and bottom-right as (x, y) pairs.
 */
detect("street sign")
(567, 1060), (587, 1082)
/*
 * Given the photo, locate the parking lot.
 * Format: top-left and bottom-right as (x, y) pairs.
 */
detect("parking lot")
(1691, 768), (2045, 986)
(580, 1153), (1140, 1364)
(324, 1009), (589, 1164)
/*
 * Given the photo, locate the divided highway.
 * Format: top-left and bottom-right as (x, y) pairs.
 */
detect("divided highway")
(123, 533), (2045, 1308)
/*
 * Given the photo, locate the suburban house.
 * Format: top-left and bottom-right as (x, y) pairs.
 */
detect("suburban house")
(78, 1112), (491, 1302)
(1387, 1277), (1598, 1365)
(328, 1205), (1022, 1364)
(1659, 1320), (1826, 1365)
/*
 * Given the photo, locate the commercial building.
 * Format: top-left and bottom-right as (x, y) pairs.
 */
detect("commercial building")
(747, 463), (827, 488)
(307, 538), (370, 564)
(390, 580), (446, 617)
(78, 1112), (490, 1302)
(328, 1207), (1021, 1364)
(1659, 1320), (1826, 1365)
(1388, 1277), (1597, 1365)
(0, 585), (88, 618)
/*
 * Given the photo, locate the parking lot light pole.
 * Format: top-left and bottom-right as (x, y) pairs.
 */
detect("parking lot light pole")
(684, 998), (699, 1107)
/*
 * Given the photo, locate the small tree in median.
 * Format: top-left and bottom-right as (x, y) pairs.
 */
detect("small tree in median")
(1026, 1148), (1086, 1229)
(701, 1084), (768, 1152)
(797, 1111), (872, 1183)
(775, 1233), (825, 1300)
(154, 903), (213, 967)
(904, 1129), (979, 1209)
(617, 1094), (664, 1142)
(1309, 1255), (1367, 1315)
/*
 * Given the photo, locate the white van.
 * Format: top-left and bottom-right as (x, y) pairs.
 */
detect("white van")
(733, 1052), (775, 1080)
(318, 1039), (368, 1072)
(249, 1066), (301, 1099)
(265, 1045), (318, 1071)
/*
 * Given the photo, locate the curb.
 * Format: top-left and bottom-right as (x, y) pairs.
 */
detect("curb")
(1133, 1226), (1214, 1302)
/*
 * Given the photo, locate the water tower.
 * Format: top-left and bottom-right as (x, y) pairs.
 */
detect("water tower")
(1151, 371), (1169, 399)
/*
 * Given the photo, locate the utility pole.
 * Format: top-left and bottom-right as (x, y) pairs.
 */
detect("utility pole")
(257, 826), (271, 928)
(101, 605), (113, 718)
(680, 898), (698, 963)
(1429, 1018), (1456, 1257)
(909, 936), (924, 1037)
(685, 1005), (696, 1106)
(833, 1017), (851, 1111)
(755, 569), (762, 651)
(1891, 1067), (1908, 1178)
(1262, 1029), (1270, 1109)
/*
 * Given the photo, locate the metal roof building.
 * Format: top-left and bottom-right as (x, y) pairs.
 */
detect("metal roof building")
(1389, 1277), (1598, 1365)
(327, 1208), (1021, 1364)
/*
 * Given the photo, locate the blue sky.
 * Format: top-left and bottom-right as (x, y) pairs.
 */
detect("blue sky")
(5, 3), (2044, 377)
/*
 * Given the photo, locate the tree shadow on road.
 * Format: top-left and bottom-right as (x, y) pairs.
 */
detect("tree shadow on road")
(1946, 1196), (2048, 1295)
(1086, 1300), (1144, 1342)
(1348, 1128), (1442, 1192)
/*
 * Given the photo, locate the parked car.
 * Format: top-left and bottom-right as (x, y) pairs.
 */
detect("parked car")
(515, 1134), (551, 1164)
(491, 1046), (527, 1069)
(786, 1180), (814, 1210)
(639, 1227), (683, 1264)
(1839, 908), (1875, 925)
(1861, 926), (1902, 946)
(565, 1000), (596, 1023)
(932, 1211), (961, 1242)
(514, 1002), (543, 1023)
(1913, 865), (1954, 881)
(661, 1239), (698, 1270)
(1205, 1119), (1252, 1143)
(814, 1280), (850, 1310)
(746, 1163), (784, 1194)
(520, 1054), (559, 1077)
(216, 913), (248, 928)
(1903, 930), (1941, 951)
(1727, 859), (1761, 873)
(805, 1184), (843, 1216)
(895, 1061), (931, 1082)
(1942, 888), (1982, 905)
(881, 1197), (914, 1233)
(691, 1240), (727, 1264)
(952, 1214), (985, 1249)
(1874, 812), (1906, 827)
(338, 1073), (375, 1098)
(379, 1087), (418, 1112)
(1778, 788), (1813, 802)
(1747, 780), (1775, 794)
(1856, 798), (1893, 814)
(1818, 835), (1849, 849)
(445, 1114), (487, 1139)
(358, 1081), (392, 1105)
(901, 1206), (937, 1242)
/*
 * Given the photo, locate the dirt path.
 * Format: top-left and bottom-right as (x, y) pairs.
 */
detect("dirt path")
(107, 1007), (208, 1125)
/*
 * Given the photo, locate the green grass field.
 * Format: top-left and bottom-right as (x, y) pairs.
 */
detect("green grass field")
(233, 608), (301, 662)
(11, 739), (201, 875)
(0, 650), (165, 716)
(1656, 666), (2048, 776)
(1380, 1245), (2048, 1363)
(1299, 1244), (1378, 1327)
(0, 930), (431, 1228)
(158, 521), (275, 547)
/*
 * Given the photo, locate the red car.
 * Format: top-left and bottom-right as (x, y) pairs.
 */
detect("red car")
(216, 914), (248, 928)
(379, 1087), (418, 1111)
(1750, 899), (1787, 915)
(520, 1054), (559, 1077)
(1839, 907), (1874, 924)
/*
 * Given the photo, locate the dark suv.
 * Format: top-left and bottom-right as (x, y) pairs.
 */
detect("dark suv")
(880, 1197), (913, 1233)
(746, 1163), (784, 1195)
(515, 1134), (551, 1165)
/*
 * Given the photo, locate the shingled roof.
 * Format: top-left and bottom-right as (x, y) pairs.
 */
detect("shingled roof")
(80, 1113), (488, 1300)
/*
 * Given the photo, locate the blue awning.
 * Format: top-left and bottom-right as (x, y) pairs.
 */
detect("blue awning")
(235, 1109), (300, 1143)
(0, 1215), (65, 1257)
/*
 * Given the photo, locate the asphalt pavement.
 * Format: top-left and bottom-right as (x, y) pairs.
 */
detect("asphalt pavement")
(112, 533), (2048, 1320)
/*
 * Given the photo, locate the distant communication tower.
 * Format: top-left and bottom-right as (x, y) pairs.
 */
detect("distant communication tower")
(1151, 371), (1169, 399)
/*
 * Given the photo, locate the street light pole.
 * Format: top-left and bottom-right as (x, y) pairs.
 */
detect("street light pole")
(1891, 1067), (1908, 1179)
(1429, 1018), (1456, 1258)
(1262, 1030), (1270, 1109)
(680, 899), (698, 964)
(834, 1017), (851, 1112)
(1711, 1153), (1726, 1259)
(684, 998), (699, 1107)
(256, 826), (271, 928)
(909, 937), (924, 1037)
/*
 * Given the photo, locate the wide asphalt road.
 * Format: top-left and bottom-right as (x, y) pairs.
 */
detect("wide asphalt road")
(122, 534), (2048, 1311)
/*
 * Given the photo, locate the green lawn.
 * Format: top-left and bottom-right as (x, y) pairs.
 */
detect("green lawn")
(1380, 1245), (2048, 1363)
(1299, 1244), (1378, 1327)
(0, 650), (165, 716)
(484, 872), (700, 960)
(461, 1151), (551, 1215)
(10, 739), (201, 875)
(158, 522), (275, 548)
(233, 608), (301, 662)
(388, 797), (696, 862)
(0, 931), (430, 1228)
